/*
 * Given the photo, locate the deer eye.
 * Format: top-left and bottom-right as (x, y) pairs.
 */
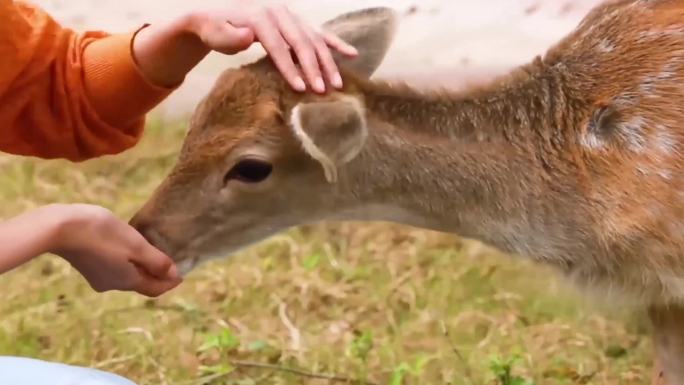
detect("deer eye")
(224, 159), (273, 184)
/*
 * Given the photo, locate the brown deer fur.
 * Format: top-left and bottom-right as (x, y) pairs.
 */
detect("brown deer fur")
(131, 1), (684, 382)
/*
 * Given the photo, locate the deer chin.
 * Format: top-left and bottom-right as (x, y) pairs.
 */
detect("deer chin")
(171, 245), (235, 277)
(172, 223), (296, 276)
(174, 246), (259, 277)
(174, 248), (244, 277)
(174, 249), (240, 277)
(176, 257), (200, 277)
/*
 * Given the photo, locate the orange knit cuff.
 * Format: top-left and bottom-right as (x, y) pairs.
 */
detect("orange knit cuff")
(82, 24), (177, 128)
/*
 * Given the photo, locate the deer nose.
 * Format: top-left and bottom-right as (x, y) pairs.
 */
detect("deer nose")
(129, 213), (156, 243)
(129, 212), (176, 259)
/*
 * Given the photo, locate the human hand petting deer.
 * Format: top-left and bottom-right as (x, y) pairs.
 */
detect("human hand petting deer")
(0, 2), (356, 298)
(134, 4), (358, 92)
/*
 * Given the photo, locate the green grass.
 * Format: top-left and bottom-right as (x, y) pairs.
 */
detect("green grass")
(0, 117), (653, 385)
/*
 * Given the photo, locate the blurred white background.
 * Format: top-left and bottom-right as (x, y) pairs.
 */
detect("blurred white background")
(33, 0), (603, 118)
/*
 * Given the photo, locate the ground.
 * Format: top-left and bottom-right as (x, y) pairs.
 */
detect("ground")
(0, 1), (657, 384)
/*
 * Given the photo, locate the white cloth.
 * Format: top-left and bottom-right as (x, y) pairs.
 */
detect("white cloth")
(0, 356), (136, 385)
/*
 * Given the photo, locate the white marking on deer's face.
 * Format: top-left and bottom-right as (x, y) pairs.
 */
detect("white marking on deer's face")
(619, 115), (648, 153)
(580, 131), (606, 150)
(653, 124), (678, 156)
(597, 38), (615, 53)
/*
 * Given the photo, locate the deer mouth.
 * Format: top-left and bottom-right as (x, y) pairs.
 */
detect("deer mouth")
(132, 223), (204, 277)
(176, 256), (200, 277)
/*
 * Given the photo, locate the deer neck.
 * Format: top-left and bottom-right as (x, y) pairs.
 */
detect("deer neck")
(342, 63), (585, 262)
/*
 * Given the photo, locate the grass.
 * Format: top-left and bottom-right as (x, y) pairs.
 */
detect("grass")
(0, 117), (654, 385)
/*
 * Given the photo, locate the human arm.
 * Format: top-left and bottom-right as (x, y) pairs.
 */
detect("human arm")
(0, 0), (173, 160)
(0, 204), (181, 297)
(0, 207), (60, 274)
(0, 1), (356, 161)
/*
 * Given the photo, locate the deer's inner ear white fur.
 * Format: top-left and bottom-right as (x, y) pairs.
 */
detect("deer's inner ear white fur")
(289, 96), (368, 183)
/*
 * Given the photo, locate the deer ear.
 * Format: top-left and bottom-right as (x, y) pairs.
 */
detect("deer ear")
(322, 7), (399, 77)
(289, 96), (368, 183)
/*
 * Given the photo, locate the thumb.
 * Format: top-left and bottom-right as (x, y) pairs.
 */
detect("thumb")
(129, 242), (179, 280)
(132, 265), (182, 297)
(205, 23), (255, 54)
(134, 276), (182, 298)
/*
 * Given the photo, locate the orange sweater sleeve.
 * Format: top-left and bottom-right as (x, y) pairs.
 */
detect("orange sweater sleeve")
(0, 0), (175, 161)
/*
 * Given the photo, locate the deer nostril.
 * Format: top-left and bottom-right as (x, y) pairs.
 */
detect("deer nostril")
(129, 215), (174, 258)
(129, 215), (154, 241)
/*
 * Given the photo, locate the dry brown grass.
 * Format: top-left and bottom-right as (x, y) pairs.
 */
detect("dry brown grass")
(0, 117), (653, 384)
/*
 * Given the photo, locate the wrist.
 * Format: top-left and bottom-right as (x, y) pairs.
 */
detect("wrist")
(181, 11), (208, 38)
(25, 204), (75, 255)
(132, 14), (210, 88)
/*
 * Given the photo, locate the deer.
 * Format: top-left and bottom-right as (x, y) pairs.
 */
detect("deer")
(129, 1), (684, 383)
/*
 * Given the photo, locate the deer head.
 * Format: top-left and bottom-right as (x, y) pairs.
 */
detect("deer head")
(130, 7), (400, 274)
